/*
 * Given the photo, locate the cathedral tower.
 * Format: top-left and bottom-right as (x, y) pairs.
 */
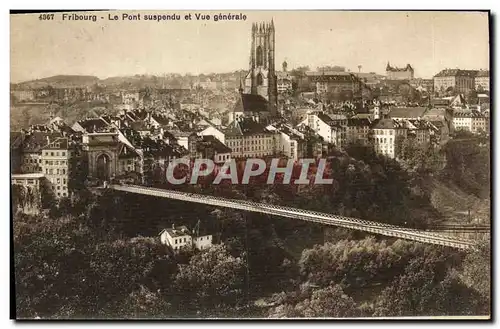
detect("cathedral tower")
(244, 20), (277, 117)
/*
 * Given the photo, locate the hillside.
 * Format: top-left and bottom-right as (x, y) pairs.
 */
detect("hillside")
(16, 75), (100, 89)
(429, 178), (490, 224)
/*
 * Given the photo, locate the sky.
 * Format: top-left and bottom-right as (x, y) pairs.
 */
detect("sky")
(10, 10), (490, 83)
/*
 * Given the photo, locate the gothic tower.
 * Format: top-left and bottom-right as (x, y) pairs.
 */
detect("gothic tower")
(244, 20), (277, 117)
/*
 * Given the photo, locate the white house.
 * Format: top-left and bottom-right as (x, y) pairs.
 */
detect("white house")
(268, 124), (305, 160)
(159, 225), (193, 251)
(298, 113), (334, 144)
(193, 235), (213, 250)
(159, 224), (213, 251)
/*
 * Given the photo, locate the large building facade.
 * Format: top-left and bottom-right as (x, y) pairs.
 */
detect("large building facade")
(386, 62), (414, 80)
(433, 69), (477, 94)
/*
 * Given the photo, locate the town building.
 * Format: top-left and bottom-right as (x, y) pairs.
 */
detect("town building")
(452, 110), (488, 134)
(20, 132), (62, 174)
(385, 62), (414, 80)
(371, 119), (408, 159)
(387, 107), (428, 120)
(433, 69), (477, 95)
(475, 70), (490, 91)
(11, 132), (24, 174)
(277, 70), (293, 94)
(225, 119), (278, 158)
(40, 137), (74, 198)
(298, 112), (347, 149)
(159, 225), (213, 251)
(11, 90), (35, 102)
(267, 123), (306, 160)
(307, 71), (362, 96)
(346, 118), (372, 146)
(191, 135), (232, 164)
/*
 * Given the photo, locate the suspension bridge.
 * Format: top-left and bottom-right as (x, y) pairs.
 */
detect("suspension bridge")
(109, 184), (482, 250)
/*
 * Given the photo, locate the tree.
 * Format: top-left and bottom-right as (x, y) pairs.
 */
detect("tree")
(459, 241), (490, 303)
(269, 284), (358, 318)
(373, 256), (486, 317)
(173, 244), (246, 313)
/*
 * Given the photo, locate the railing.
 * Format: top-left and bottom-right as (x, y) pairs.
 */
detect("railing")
(109, 184), (478, 250)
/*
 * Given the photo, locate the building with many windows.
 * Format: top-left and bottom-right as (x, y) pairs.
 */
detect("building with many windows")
(452, 110), (488, 134)
(475, 70), (490, 91)
(346, 118), (372, 146)
(433, 69), (477, 94)
(371, 119), (408, 159)
(225, 119), (278, 158)
(40, 137), (73, 198)
(307, 71), (362, 96)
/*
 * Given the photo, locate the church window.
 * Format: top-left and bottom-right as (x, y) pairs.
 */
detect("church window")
(256, 46), (263, 66)
(257, 74), (264, 86)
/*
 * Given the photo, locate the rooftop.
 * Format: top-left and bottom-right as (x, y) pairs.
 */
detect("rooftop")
(234, 93), (269, 113)
(372, 118), (406, 129)
(12, 173), (45, 179)
(161, 225), (192, 238)
(434, 69), (478, 78)
(388, 107), (428, 119)
(197, 135), (232, 154)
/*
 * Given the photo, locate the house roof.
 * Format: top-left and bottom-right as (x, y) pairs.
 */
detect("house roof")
(347, 118), (371, 127)
(76, 117), (109, 132)
(476, 70), (489, 77)
(23, 132), (63, 153)
(454, 110), (485, 118)
(197, 135), (232, 154)
(43, 137), (69, 150)
(161, 225), (192, 238)
(11, 173), (45, 179)
(434, 69), (478, 78)
(386, 63), (413, 72)
(234, 93), (269, 112)
(372, 118), (406, 129)
(130, 120), (150, 131)
(238, 119), (271, 135)
(388, 107), (427, 119)
(152, 113), (171, 126)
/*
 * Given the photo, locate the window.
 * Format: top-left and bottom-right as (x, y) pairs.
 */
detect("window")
(62, 152), (66, 156)
(49, 169), (53, 174)
(174, 239), (177, 244)
(62, 169), (66, 175)
(50, 152), (54, 156)
(57, 186), (60, 190)
(57, 169), (60, 174)
(57, 178), (60, 184)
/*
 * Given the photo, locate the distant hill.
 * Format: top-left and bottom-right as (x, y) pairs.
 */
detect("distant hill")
(16, 75), (100, 89)
(13, 71), (247, 90)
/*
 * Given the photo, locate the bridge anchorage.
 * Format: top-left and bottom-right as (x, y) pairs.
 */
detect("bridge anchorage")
(109, 184), (481, 250)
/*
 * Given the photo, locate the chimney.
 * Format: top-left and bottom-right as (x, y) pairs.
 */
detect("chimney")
(172, 224), (175, 230)
(46, 136), (50, 145)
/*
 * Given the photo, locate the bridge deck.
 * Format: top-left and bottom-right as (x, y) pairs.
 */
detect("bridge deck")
(109, 184), (478, 250)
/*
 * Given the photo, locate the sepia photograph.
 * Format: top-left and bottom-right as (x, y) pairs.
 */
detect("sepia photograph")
(10, 10), (491, 319)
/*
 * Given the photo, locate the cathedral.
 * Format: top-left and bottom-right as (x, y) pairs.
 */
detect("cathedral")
(233, 20), (278, 121)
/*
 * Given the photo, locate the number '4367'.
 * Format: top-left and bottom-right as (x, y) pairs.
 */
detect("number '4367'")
(39, 14), (54, 20)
